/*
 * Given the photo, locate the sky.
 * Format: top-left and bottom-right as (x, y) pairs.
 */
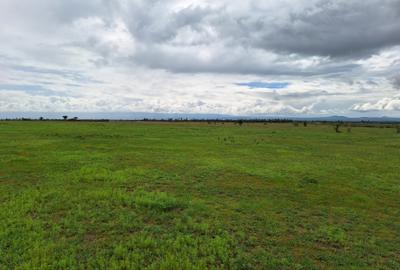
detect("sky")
(1, 0), (400, 117)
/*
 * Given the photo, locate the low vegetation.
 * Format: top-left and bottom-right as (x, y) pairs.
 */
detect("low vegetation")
(0, 121), (399, 269)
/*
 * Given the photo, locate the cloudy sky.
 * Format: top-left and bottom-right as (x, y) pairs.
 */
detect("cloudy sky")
(1, 0), (400, 116)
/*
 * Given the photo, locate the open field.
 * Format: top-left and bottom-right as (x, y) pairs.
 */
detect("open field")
(0, 121), (399, 269)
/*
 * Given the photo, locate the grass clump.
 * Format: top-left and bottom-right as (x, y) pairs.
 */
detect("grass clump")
(298, 176), (319, 187)
(86, 232), (243, 270)
(133, 190), (185, 211)
(315, 225), (347, 247)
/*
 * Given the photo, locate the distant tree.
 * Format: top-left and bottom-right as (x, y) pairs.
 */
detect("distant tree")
(335, 124), (341, 133)
(62, 115), (68, 120)
(303, 122), (307, 127)
(72, 117), (78, 121)
(237, 120), (243, 126)
(39, 117), (44, 121)
(397, 126), (400, 134)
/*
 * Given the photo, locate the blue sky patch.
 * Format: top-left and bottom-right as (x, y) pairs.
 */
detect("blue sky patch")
(236, 81), (290, 89)
(0, 83), (63, 96)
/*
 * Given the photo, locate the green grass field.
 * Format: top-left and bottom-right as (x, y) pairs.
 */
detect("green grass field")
(0, 121), (399, 269)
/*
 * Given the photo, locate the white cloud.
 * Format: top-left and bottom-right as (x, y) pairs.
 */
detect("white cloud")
(0, 0), (400, 116)
(351, 96), (400, 112)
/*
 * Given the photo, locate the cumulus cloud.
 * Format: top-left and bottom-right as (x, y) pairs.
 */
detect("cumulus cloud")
(351, 96), (400, 112)
(0, 0), (400, 116)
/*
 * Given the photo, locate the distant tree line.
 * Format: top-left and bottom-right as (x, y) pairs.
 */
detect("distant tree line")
(1, 117), (400, 132)
(141, 118), (295, 123)
(0, 116), (109, 122)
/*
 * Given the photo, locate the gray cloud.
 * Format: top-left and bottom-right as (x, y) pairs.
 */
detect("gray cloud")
(393, 74), (400, 89)
(108, 0), (400, 75)
(254, 0), (400, 57)
(3, 0), (398, 75)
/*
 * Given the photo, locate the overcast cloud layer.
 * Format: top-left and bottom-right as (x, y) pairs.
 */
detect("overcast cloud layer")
(1, 0), (400, 116)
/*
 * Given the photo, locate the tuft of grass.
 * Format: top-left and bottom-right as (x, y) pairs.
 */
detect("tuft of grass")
(299, 176), (319, 187)
(315, 225), (347, 247)
(133, 190), (185, 211)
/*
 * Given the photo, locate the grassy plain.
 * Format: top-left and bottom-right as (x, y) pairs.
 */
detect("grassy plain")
(0, 121), (399, 269)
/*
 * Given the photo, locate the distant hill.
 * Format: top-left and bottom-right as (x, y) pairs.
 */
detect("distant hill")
(293, 116), (400, 122)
